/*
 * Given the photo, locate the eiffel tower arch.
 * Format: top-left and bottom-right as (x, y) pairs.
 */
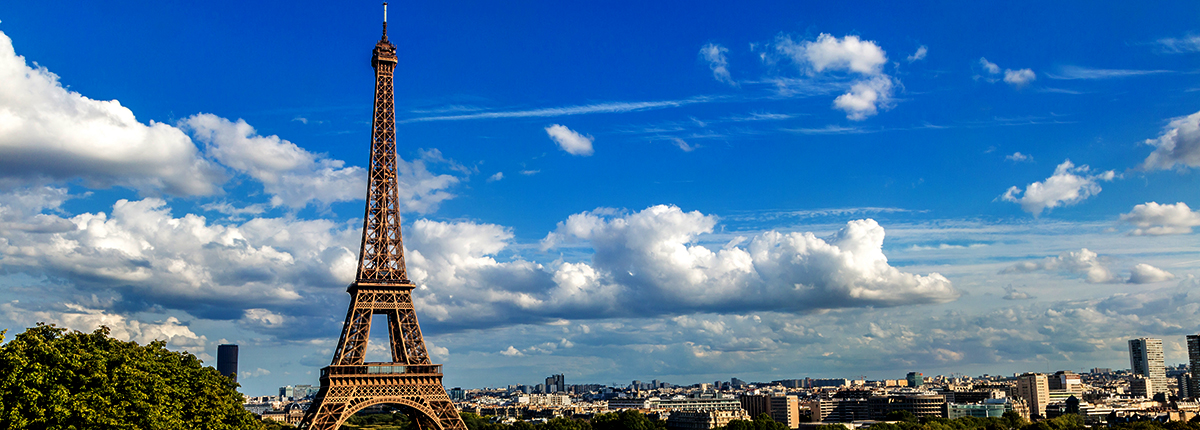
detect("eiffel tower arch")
(299, 5), (468, 430)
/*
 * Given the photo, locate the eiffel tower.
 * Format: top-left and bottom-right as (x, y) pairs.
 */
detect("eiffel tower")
(299, 5), (468, 430)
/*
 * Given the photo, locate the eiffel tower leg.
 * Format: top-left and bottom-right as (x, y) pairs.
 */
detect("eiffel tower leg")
(299, 392), (349, 430)
(431, 399), (469, 430)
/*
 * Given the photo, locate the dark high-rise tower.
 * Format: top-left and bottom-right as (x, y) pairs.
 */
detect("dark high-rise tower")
(1187, 335), (1200, 399)
(217, 344), (238, 382)
(299, 5), (467, 430)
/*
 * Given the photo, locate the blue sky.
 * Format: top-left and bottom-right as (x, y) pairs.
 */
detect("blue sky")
(1, 1), (1199, 395)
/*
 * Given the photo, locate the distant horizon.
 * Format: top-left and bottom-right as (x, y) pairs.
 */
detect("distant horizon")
(0, 1), (1198, 396)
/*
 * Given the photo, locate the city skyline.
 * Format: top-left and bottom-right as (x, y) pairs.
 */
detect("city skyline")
(0, 1), (1198, 396)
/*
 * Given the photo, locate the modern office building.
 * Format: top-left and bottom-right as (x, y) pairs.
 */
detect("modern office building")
(545, 374), (565, 393)
(739, 394), (771, 418)
(1016, 373), (1049, 419)
(1129, 338), (1167, 395)
(1049, 371), (1082, 393)
(867, 392), (946, 419)
(907, 372), (924, 388)
(770, 395), (801, 429)
(216, 344), (238, 382)
(1188, 335), (1200, 398)
(807, 399), (870, 423)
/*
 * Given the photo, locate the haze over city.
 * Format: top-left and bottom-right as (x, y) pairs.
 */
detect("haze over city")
(0, 0), (1199, 399)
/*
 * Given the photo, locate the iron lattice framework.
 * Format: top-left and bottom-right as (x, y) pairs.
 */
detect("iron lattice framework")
(299, 12), (468, 430)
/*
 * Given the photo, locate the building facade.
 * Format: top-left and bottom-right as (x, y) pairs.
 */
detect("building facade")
(666, 410), (752, 430)
(217, 344), (238, 382)
(1129, 338), (1168, 396)
(1188, 335), (1200, 399)
(1016, 373), (1050, 419)
(770, 395), (801, 429)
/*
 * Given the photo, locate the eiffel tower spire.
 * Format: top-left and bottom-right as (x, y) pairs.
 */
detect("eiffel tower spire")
(357, 1), (406, 285)
(300, 6), (467, 430)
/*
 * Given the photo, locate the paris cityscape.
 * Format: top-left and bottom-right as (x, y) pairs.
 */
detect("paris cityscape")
(0, 1), (1199, 430)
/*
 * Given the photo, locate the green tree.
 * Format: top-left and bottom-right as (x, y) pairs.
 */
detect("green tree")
(0, 324), (261, 430)
(592, 411), (656, 430)
(538, 416), (592, 430)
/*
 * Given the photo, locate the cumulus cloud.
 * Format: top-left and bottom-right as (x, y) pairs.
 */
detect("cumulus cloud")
(185, 115), (462, 212)
(700, 43), (735, 86)
(487, 172), (504, 182)
(1140, 110), (1200, 171)
(0, 186), (359, 323)
(0, 31), (224, 196)
(906, 46), (928, 63)
(404, 205), (957, 331)
(976, 57), (1035, 88)
(1128, 263), (1175, 284)
(184, 114), (362, 208)
(775, 34), (895, 120)
(833, 76), (894, 121)
(0, 302), (207, 352)
(1006, 152), (1033, 162)
(0, 30), (463, 213)
(545, 124), (594, 156)
(1001, 160), (1116, 216)
(1003, 68), (1036, 88)
(1001, 248), (1119, 283)
(1120, 202), (1200, 235)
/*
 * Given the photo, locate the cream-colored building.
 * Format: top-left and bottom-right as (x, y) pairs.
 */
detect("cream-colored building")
(1017, 373), (1049, 419)
(666, 409), (752, 430)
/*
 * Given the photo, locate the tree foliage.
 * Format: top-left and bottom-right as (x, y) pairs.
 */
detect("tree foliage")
(0, 324), (261, 430)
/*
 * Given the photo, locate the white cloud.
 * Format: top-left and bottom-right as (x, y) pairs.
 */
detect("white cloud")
(545, 124), (595, 156)
(775, 34), (894, 120)
(671, 138), (697, 152)
(184, 114), (362, 208)
(1000, 159), (1116, 216)
(405, 96), (713, 122)
(1156, 35), (1200, 53)
(700, 43), (735, 86)
(0, 302), (207, 352)
(1002, 285), (1035, 300)
(488, 172), (504, 182)
(499, 346), (524, 356)
(0, 31), (224, 196)
(405, 205), (957, 330)
(976, 58), (1035, 89)
(833, 76), (894, 121)
(1001, 248), (1119, 284)
(185, 115), (462, 213)
(1127, 263), (1175, 284)
(1047, 66), (1171, 80)
(1120, 202), (1200, 235)
(242, 368), (271, 378)
(0, 187), (359, 325)
(1006, 152), (1033, 162)
(791, 34), (887, 74)
(978, 57), (1001, 76)
(1003, 68), (1036, 88)
(906, 46), (928, 63)
(1140, 110), (1200, 171)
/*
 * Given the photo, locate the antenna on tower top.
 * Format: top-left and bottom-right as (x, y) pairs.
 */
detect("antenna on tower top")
(383, 2), (388, 23)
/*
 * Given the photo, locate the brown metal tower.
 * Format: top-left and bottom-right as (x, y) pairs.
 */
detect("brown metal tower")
(299, 6), (468, 430)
